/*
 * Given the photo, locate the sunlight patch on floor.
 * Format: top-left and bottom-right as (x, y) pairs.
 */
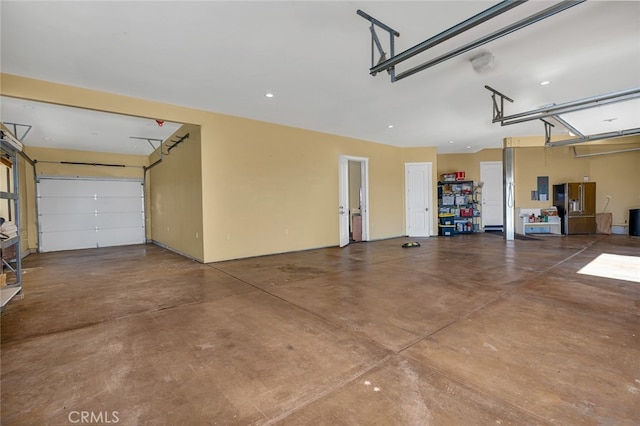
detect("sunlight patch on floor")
(577, 253), (640, 283)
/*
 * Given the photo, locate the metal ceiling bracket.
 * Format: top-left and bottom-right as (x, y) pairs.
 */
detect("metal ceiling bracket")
(542, 119), (555, 145)
(485, 85), (514, 122)
(357, 10), (399, 79)
(2, 122), (32, 142)
(130, 136), (166, 157)
(167, 133), (189, 153)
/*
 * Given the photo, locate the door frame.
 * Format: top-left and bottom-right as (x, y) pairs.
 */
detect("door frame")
(404, 162), (433, 237)
(339, 155), (370, 247)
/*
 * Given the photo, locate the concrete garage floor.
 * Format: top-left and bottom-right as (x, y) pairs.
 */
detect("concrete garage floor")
(1, 234), (639, 425)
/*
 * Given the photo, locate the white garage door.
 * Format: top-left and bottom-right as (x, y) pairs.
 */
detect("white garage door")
(37, 177), (145, 252)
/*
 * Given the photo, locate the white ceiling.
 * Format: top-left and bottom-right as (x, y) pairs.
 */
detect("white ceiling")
(1, 1), (639, 155)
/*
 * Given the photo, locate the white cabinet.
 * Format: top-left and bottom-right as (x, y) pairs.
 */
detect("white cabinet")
(516, 208), (561, 235)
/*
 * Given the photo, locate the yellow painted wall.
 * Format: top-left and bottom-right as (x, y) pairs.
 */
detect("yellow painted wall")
(148, 124), (204, 261)
(7, 73), (634, 262)
(514, 141), (640, 226)
(1, 74), (409, 262)
(199, 115), (406, 261)
(25, 146), (147, 179)
(437, 149), (502, 181)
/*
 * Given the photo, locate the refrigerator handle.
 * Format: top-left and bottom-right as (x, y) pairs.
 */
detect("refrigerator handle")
(579, 184), (584, 212)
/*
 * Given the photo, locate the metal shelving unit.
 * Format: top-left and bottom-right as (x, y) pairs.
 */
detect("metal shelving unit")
(0, 134), (23, 311)
(438, 180), (482, 235)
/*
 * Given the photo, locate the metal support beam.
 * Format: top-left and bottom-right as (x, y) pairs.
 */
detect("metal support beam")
(503, 147), (515, 241)
(551, 114), (584, 138)
(393, 1), (584, 82)
(367, 1), (526, 78)
(572, 145), (640, 158)
(130, 136), (165, 158)
(547, 127), (640, 147)
(494, 87), (640, 126)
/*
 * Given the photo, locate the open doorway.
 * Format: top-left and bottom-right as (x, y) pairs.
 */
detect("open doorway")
(338, 155), (369, 247)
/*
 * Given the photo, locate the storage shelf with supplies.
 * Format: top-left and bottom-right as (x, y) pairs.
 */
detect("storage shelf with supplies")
(438, 180), (481, 234)
(0, 134), (23, 311)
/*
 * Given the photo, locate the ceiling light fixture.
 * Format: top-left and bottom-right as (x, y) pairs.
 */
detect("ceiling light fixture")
(540, 80), (551, 86)
(387, 124), (394, 129)
(466, 145), (472, 149)
(265, 93), (274, 98)
(448, 140), (454, 144)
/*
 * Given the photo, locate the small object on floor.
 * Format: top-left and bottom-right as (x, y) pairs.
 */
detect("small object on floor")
(402, 241), (421, 248)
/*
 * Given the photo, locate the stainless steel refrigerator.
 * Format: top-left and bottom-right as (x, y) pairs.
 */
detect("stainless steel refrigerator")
(553, 182), (596, 234)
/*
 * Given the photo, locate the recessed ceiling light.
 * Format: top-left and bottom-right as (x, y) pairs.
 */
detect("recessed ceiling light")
(42, 137), (51, 141)
(265, 93), (274, 98)
(466, 145), (472, 149)
(387, 124), (394, 129)
(23, 105), (34, 109)
(448, 140), (454, 144)
(540, 80), (551, 86)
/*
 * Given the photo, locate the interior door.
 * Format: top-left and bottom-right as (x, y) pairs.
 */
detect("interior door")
(338, 156), (350, 247)
(405, 162), (432, 237)
(480, 161), (504, 230)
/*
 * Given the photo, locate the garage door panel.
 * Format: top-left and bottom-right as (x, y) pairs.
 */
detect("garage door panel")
(94, 197), (143, 213)
(39, 180), (98, 197)
(38, 178), (145, 252)
(96, 213), (144, 229)
(38, 197), (98, 214)
(97, 182), (143, 197)
(39, 213), (97, 233)
(97, 228), (145, 247)
(40, 230), (100, 252)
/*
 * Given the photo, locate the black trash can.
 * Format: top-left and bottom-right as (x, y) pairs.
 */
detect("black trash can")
(630, 208), (640, 236)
